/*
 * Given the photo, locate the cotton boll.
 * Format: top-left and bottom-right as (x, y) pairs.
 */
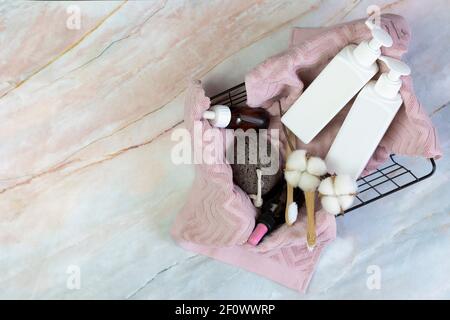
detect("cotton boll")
(318, 176), (335, 196)
(284, 170), (301, 186)
(298, 172), (321, 192)
(286, 202), (298, 226)
(286, 149), (307, 171)
(306, 156), (328, 176)
(334, 174), (357, 195)
(319, 175), (357, 214)
(321, 196), (341, 215)
(338, 195), (355, 211)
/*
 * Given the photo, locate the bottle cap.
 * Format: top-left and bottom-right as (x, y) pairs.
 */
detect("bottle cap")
(202, 105), (231, 128)
(247, 223), (268, 246)
(353, 20), (393, 67)
(375, 56), (411, 99)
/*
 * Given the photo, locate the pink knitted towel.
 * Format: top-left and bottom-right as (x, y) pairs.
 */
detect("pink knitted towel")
(171, 14), (442, 293)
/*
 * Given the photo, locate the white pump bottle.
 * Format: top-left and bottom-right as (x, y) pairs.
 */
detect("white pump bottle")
(281, 20), (393, 144)
(325, 56), (411, 179)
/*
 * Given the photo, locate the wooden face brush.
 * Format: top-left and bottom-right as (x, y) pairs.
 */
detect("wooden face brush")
(284, 129), (298, 226)
(280, 100), (302, 226)
(280, 101), (327, 250)
(304, 190), (316, 249)
(284, 149), (327, 250)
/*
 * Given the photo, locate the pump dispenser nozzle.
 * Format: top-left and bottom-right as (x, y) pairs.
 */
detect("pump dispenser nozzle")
(378, 56), (411, 81)
(353, 20), (393, 67)
(375, 56), (411, 99)
(368, 28), (393, 51)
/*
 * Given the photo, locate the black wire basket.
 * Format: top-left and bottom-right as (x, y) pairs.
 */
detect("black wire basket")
(210, 82), (436, 215)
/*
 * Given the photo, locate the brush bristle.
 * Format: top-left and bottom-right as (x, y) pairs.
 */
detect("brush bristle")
(286, 202), (298, 225)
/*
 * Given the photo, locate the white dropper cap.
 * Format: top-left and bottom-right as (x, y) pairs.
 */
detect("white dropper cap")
(202, 105), (232, 128)
(375, 56), (411, 99)
(353, 20), (393, 67)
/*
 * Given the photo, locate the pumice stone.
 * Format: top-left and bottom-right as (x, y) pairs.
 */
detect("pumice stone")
(230, 133), (282, 196)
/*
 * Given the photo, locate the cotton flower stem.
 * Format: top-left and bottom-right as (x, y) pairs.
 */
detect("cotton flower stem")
(305, 191), (316, 249)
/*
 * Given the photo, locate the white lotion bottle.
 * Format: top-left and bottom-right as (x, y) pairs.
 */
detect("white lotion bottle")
(281, 21), (393, 144)
(325, 56), (411, 179)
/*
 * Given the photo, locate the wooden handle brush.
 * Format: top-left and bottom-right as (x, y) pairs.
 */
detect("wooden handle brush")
(284, 130), (297, 225)
(305, 190), (316, 249)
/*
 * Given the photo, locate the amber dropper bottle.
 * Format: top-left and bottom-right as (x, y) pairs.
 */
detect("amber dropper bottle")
(202, 105), (270, 130)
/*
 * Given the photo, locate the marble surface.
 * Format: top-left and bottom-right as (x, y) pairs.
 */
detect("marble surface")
(0, 0), (448, 299)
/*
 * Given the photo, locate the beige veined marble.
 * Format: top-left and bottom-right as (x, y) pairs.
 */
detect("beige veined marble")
(0, 0), (449, 299)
